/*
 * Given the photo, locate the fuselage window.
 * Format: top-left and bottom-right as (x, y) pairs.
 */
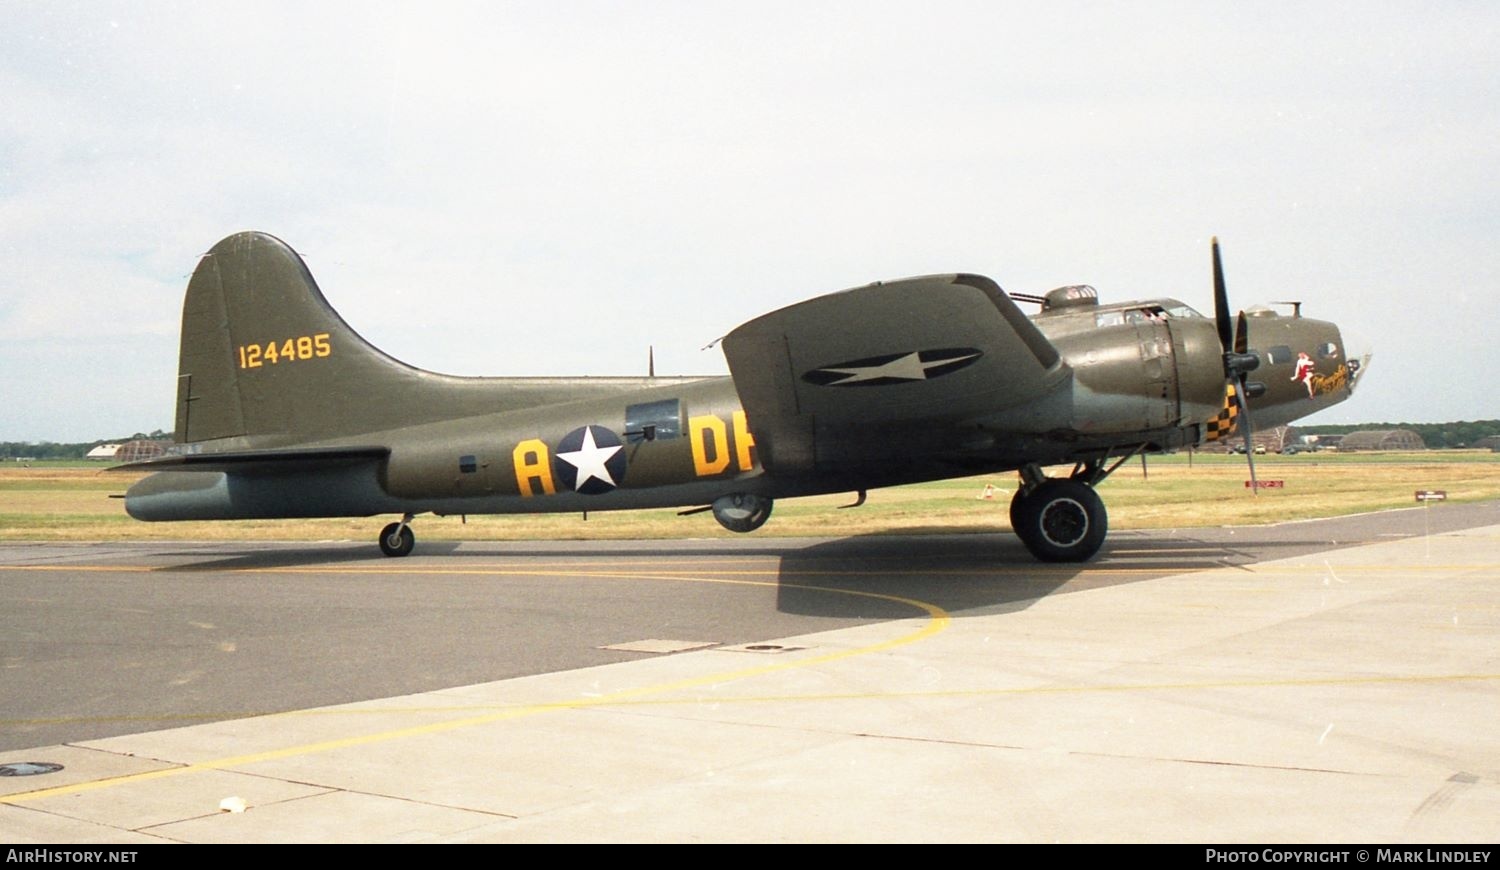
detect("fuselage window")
(1265, 345), (1294, 365)
(625, 399), (683, 444)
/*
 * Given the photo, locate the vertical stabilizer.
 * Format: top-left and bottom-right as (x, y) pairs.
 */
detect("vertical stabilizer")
(172, 231), (700, 448)
(174, 232), (418, 444)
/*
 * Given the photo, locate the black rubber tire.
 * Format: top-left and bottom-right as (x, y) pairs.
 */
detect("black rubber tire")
(1008, 486), (1026, 533)
(711, 493), (774, 533)
(1011, 479), (1107, 563)
(378, 522), (415, 557)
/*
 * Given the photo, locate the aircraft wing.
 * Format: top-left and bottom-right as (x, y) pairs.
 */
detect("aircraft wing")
(110, 446), (390, 476)
(721, 273), (1066, 474)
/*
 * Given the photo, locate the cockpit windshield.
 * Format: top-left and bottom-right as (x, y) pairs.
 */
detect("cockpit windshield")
(1095, 302), (1202, 328)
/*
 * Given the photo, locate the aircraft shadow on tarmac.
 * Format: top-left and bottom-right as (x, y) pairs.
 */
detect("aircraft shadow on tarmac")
(767, 532), (1249, 619)
(149, 491), (1499, 576)
(152, 530), (1265, 622)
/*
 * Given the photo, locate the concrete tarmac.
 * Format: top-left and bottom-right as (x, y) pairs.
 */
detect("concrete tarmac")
(2, 504), (1498, 842)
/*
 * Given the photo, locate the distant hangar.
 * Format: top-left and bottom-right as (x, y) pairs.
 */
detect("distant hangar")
(1338, 429), (1426, 451)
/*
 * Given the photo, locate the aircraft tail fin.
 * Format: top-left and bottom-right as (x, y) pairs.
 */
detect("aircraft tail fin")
(174, 232), (428, 444)
(173, 231), (707, 447)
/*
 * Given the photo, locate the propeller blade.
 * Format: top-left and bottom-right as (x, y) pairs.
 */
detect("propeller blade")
(1219, 241), (1259, 493)
(1210, 236), (1260, 493)
(1212, 237), (1233, 353)
(1232, 378), (1259, 494)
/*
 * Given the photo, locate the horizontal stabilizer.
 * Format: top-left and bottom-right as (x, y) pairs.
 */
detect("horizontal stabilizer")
(111, 445), (389, 475)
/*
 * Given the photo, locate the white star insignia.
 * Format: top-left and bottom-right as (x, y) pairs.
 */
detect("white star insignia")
(556, 427), (623, 489)
(821, 351), (979, 384)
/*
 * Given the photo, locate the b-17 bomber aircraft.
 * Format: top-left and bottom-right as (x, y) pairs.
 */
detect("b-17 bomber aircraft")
(118, 232), (1365, 561)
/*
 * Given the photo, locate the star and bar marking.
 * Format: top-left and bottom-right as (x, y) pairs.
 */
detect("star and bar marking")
(802, 348), (983, 387)
(553, 425), (627, 495)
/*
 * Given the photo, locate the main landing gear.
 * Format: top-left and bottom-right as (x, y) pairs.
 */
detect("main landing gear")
(378, 514), (415, 557)
(1008, 455), (1132, 563)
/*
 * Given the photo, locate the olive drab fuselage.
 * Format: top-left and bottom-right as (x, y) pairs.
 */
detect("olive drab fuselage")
(120, 233), (1363, 561)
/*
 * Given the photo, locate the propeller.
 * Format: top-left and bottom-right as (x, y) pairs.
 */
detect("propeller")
(1211, 237), (1263, 492)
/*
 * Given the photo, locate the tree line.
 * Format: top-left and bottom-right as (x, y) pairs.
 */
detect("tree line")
(1296, 420), (1500, 450)
(1, 431), (171, 460)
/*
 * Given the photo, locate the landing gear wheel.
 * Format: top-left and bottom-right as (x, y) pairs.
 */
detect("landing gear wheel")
(1010, 479), (1107, 563)
(1008, 487), (1026, 534)
(711, 493), (773, 533)
(378, 522), (415, 557)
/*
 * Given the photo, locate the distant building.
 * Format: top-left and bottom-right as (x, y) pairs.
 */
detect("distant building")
(1339, 429), (1426, 451)
(115, 440), (171, 462)
(1259, 425), (1295, 453)
(83, 441), (172, 462)
(1214, 425), (1297, 454)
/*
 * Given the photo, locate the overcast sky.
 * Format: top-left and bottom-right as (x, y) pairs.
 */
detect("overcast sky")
(2, 2), (1495, 442)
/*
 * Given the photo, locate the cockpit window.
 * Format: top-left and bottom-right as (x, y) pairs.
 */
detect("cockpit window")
(1098, 304), (1199, 328)
(1123, 307), (1165, 324)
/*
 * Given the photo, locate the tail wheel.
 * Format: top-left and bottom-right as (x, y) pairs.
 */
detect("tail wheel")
(378, 522), (415, 557)
(1010, 479), (1107, 562)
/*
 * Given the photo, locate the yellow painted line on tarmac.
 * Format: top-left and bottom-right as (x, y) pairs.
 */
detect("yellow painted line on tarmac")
(5, 561), (1494, 573)
(8, 562), (1500, 578)
(2, 562), (1002, 578)
(205, 563), (1500, 580)
(597, 670), (1500, 709)
(4, 552), (1496, 802)
(0, 571), (949, 805)
(11, 669), (1496, 732)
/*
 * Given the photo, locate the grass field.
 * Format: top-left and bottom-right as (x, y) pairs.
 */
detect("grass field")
(1, 451), (1497, 543)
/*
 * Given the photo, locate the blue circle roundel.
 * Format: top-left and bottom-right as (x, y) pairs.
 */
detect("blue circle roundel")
(552, 425), (627, 495)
